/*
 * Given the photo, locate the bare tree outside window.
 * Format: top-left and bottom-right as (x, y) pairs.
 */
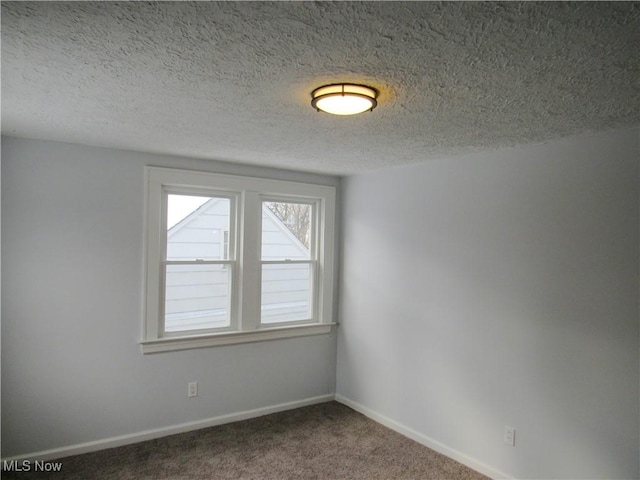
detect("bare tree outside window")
(265, 202), (311, 248)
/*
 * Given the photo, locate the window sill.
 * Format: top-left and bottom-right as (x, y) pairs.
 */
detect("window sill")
(140, 323), (336, 354)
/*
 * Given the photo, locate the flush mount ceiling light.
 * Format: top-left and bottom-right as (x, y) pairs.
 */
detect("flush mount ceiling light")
(311, 83), (378, 116)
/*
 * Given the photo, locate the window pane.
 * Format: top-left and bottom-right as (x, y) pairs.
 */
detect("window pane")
(262, 201), (311, 260)
(167, 194), (230, 261)
(164, 264), (231, 332)
(261, 263), (311, 324)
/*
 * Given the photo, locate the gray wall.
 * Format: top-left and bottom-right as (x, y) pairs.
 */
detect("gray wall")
(1, 137), (339, 457)
(337, 128), (639, 479)
(3, 130), (639, 478)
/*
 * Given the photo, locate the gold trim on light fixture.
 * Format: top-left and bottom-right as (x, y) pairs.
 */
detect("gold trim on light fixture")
(311, 83), (378, 115)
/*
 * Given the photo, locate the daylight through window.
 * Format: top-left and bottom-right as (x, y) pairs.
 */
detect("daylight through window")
(142, 167), (336, 353)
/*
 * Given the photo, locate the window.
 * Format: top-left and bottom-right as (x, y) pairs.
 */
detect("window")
(164, 193), (234, 333)
(142, 167), (336, 353)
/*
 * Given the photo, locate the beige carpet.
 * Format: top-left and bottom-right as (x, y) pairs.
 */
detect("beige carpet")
(2, 401), (489, 479)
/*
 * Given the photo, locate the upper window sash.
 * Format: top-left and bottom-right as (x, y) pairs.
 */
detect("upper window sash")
(163, 189), (238, 262)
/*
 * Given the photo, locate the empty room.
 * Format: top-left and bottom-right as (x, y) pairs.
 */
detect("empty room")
(2, 2), (638, 479)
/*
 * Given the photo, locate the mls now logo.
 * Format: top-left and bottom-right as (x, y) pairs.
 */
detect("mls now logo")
(3, 460), (63, 472)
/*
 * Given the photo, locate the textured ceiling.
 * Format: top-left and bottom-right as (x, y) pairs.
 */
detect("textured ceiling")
(2, 1), (639, 175)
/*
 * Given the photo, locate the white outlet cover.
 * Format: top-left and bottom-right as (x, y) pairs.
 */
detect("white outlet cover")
(188, 382), (198, 398)
(504, 426), (515, 446)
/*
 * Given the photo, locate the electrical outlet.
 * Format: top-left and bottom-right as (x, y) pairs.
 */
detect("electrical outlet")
(504, 426), (515, 446)
(188, 381), (198, 398)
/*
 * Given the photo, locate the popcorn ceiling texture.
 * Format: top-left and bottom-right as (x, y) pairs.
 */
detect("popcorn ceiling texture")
(2, 1), (639, 175)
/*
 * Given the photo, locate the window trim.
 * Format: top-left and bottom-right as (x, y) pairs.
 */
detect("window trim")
(141, 166), (336, 353)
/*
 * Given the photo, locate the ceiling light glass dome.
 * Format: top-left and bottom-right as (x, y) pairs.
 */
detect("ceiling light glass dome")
(311, 84), (378, 116)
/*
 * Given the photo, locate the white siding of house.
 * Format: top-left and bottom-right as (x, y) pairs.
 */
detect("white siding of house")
(165, 200), (311, 331)
(261, 207), (311, 324)
(261, 207), (308, 260)
(165, 199), (231, 331)
(166, 199), (230, 261)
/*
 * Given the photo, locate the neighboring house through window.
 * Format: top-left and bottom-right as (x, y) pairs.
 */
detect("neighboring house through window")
(142, 167), (336, 353)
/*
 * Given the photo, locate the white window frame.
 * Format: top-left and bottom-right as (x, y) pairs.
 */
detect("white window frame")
(162, 189), (238, 335)
(141, 167), (336, 353)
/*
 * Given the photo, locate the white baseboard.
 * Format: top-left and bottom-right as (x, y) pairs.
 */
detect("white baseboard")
(335, 394), (512, 480)
(2, 394), (335, 463)
(4, 392), (514, 479)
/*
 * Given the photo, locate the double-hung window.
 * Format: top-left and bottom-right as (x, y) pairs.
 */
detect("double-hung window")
(142, 167), (336, 353)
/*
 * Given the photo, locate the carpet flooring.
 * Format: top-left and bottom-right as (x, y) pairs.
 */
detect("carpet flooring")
(2, 401), (489, 479)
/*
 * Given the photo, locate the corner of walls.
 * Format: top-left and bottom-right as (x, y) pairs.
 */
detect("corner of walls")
(335, 394), (512, 479)
(336, 127), (640, 479)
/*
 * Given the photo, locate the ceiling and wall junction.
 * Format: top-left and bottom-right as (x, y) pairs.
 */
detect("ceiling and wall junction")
(2, 1), (639, 174)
